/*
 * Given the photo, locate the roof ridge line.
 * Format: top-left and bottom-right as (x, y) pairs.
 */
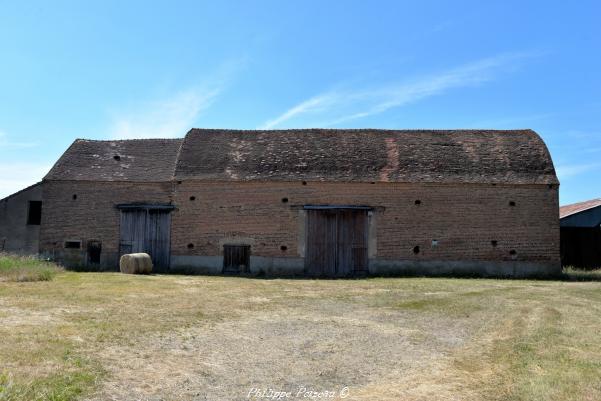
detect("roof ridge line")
(188, 128), (534, 133)
(75, 138), (184, 142)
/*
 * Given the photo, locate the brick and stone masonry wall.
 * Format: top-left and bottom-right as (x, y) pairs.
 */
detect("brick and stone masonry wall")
(39, 179), (560, 276)
(170, 180), (561, 276)
(40, 180), (173, 268)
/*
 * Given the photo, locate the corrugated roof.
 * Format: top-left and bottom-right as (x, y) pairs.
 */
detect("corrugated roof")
(560, 198), (601, 219)
(45, 139), (183, 182)
(174, 129), (558, 184)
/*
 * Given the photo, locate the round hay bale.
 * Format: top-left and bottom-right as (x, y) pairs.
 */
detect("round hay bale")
(119, 253), (153, 274)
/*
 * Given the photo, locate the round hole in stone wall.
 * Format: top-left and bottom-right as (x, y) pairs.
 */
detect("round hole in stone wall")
(302, 181), (307, 186)
(509, 201), (516, 207)
(509, 249), (517, 255)
(72, 194), (77, 200)
(187, 243), (194, 249)
(113, 155), (121, 161)
(491, 240), (498, 247)
(281, 197), (289, 203)
(413, 246), (420, 254)
(189, 196), (196, 201)
(280, 245), (288, 251)
(414, 200), (421, 205)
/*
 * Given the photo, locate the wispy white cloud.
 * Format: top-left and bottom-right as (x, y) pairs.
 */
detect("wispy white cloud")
(0, 162), (52, 199)
(556, 162), (601, 181)
(108, 60), (245, 139)
(260, 51), (544, 129)
(260, 93), (340, 130)
(0, 131), (38, 149)
(109, 88), (223, 139)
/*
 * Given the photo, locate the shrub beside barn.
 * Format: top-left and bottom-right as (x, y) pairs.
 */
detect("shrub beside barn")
(0, 128), (561, 277)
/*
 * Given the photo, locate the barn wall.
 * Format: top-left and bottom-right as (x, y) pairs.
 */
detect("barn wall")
(560, 227), (601, 268)
(39, 180), (173, 269)
(0, 183), (42, 255)
(170, 181), (561, 277)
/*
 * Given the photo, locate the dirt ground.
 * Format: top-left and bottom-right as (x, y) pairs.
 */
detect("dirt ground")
(1, 273), (601, 401)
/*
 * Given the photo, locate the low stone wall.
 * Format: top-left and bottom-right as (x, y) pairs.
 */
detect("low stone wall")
(170, 255), (560, 278)
(170, 255), (304, 276)
(369, 259), (561, 278)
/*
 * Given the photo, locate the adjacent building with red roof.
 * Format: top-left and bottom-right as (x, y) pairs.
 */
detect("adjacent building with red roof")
(560, 198), (601, 268)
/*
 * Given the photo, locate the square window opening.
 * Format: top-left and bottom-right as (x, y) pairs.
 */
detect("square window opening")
(27, 201), (42, 225)
(64, 240), (81, 249)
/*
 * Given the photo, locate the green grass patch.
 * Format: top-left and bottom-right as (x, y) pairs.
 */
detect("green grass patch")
(562, 266), (601, 281)
(487, 304), (601, 401)
(0, 351), (102, 401)
(393, 294), (485, 316)
(0, 253), (62, 282)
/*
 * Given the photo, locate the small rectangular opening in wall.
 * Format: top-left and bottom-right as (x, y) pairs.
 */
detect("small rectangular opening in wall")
(27, 201), (42, 225)
(87, 240), (102, 264)
(223, 244), (251, 273)
(64, 240), (81, 249)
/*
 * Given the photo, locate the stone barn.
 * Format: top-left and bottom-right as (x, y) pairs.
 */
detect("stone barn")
(560, 198), (601, 268)
(0, 129), (561, 277)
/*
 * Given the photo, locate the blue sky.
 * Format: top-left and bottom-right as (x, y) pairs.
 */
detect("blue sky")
(0, 1), (599, 204)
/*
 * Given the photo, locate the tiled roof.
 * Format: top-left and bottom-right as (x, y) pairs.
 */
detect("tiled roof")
(44, 139), (183, 181)
(174, 129), (558, 184)
(560, 198), (601, 219)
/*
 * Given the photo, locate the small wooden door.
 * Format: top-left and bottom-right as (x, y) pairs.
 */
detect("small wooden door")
(305, 209), (369, 277)
(119, 209), (171, 272)
(223, 244), (251, 273)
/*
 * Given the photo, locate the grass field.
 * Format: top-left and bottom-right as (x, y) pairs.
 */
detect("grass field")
(1, 263), (601, 400)
(0, 254), (62, 283)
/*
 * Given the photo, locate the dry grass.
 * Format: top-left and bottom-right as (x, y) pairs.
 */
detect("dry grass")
(0, 253), (62, 282)
(1, 268), (601, 400)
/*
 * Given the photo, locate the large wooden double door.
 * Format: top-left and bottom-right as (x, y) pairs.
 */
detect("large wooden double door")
(305, 208), (369, 277)
(119, 208), (172, 272)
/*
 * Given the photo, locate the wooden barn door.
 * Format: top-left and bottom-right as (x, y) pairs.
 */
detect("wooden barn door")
(119, 210), (146, 255)
(146, 210), (171, 271)
(223, 244), (251, 274)
(306, 210), (338, 277)
(305, 209), (368, 277)
(119, 209), (171, 272)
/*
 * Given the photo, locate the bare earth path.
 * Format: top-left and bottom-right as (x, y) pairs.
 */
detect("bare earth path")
(1, 273), (601, 400)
